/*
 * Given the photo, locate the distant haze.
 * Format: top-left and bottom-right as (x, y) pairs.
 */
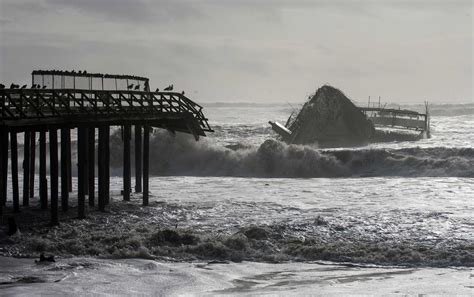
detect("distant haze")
(0, 0), (472, 104)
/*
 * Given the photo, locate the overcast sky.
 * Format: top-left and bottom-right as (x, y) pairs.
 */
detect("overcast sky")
(0, 0), (472, 104)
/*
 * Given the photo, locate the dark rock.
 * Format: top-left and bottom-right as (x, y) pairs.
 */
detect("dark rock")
(242, 226), (269, 240)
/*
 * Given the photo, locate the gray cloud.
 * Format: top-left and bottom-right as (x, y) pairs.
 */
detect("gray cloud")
(0, 0), (472, 103)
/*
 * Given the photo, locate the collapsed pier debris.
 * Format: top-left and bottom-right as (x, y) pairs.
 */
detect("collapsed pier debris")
(269, 85), (430, 147)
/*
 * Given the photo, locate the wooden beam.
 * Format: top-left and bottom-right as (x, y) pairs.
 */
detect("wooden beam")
(66, 129), (72, 192)
(10, 131), (19, 213)
(50, 129), (59, 225)
(123, 124), (131, 201)
(39, 131), (48, 209)
(0, 128), (7, 208)
(143, 125), (150, 206)
(134, 125), (142, 193)
(88, 127), (95, 207)
(98, 125), (107, 212)
(22, 131), (30, 206)
(60, 128), (69, 212)
(105, 126), (110, 205)
(29, 132), (35, 198)
(0, 129), (4, 215)
(77, 127), (86, 219)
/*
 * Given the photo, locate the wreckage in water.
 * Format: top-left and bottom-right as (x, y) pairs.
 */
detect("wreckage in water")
(269, 85), (430, 147)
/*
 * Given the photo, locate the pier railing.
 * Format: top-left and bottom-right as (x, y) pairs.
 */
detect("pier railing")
(0, 89), (212, 136)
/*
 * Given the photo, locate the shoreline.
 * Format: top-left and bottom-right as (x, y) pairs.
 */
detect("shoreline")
(0, 256), (472, 295)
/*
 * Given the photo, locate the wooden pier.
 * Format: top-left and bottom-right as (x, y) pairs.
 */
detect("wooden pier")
(0, 70), (212, 225)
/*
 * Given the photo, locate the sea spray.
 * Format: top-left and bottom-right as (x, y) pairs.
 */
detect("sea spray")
(108, 129), (474, 178)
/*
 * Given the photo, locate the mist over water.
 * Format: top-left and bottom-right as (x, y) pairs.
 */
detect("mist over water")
(108, 102), (474, 178)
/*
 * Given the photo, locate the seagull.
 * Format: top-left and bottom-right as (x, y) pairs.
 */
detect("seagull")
(21, 85), (27, 89)
(0, 84), (5, 89)
(155, 88), (160, 92)
(83, 70), (87, 74)
(127, 84), (134, 90)
(134, 84), (140, 90)
(164, 84), (174, 91)
(181, 91), (185, 95)
(78, 70), (82, 74)
(31, 84), (36, 89)
(42, 85), (47, 89)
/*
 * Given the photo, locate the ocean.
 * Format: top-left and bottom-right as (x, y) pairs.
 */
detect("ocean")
(0, 102), (473, 295)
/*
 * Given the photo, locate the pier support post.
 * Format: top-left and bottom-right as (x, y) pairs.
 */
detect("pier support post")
(11, 131), (19, 213)
(123, 125), (131, 201)
(29, 132), (35, 198)
(22, 131), (30, 206)
(39, 131), (48, 209)
(105, 127), (110, 205)
(60, 128), (69, 212)
(77, 127), (86, 219)
(98, 125), (108, 212)
(0, 128), (7, 208)
(83, 128), (89, 195)
(66, 129), (72, 192)
(143, 126), (150, 206)
(50, 129), (59, 225)
(88, 127), (95, 207)
(134, 125), (142, 193)
(0, 129), (4, 215)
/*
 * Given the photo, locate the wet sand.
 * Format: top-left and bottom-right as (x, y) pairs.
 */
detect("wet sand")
(0, 256), (472, 296)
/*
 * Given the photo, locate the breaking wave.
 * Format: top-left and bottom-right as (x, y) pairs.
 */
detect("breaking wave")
(110, 130), (474, 178)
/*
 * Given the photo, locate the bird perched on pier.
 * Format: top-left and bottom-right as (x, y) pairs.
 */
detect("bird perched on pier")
(127, 84), (134, 90)
(10, 83), (18, 89)
(21, 85), (27, 89)
(78, 70), (82, 74)
(0, 84), (5, 89)
(83, 70), (87, 74)
(155, 88), (160, 92)
(164, 84), (174, 91)
(42, 85), (47, 89)
(181, 91), (185, 95)
(134, 84), (140, 90)
(31, 84), (36, 89)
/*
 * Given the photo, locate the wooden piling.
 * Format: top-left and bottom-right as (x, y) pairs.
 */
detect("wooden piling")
(134, 125), (142, 193)
(50, 129), (59, 225)
(29, 132), (35, 198)
(11, 131), (19, 213)
(123, 125), (131, 201)
(0, 128), (7, 208)
(77, 127), (86, 219)
(83, 128), (89, 195)
(143, 125), (150, 206)
(39, 131), (48, 209)
(22, 131), (30, 206)
(0, 128), (4, 214)
(66, 129), (72, 192)
(88, 127), (95, 207)
(105, 126), (110, 205)
(60, 128), (69, 212)
(98, 125), (107, 212)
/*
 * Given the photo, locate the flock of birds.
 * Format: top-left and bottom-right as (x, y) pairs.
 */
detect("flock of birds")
(0, 83), (47, 89)
(0, 82), (185, 94)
